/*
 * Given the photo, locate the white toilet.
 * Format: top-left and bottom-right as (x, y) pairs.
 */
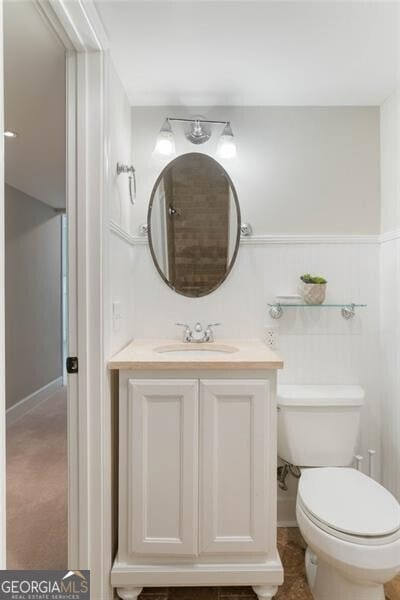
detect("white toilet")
(277, 384), (400, 600)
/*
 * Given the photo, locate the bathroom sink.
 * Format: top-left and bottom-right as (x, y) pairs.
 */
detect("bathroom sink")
(153, 343), (238, 355)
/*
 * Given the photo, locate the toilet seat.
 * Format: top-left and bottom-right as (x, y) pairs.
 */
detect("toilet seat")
(298, 498), (400, 546)
(298, 468), (400, 545)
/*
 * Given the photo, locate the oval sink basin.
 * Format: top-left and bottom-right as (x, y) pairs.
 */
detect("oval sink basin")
(154, 343), (238, 355)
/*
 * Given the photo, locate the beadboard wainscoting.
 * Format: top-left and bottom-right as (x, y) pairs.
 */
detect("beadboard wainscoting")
(109, 230), (135, 356)
(380, 231), (400, 502)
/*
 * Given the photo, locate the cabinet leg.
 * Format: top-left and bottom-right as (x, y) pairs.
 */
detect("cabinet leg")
(117, 587), (143, 600)
(252, 585), (278, 599)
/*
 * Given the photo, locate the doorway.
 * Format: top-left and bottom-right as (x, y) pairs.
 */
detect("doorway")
(4, 0), (68, 569)
(0, 1), (112, 594)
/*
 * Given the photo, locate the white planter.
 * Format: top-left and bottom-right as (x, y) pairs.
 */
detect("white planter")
(298, 282), (327, 305)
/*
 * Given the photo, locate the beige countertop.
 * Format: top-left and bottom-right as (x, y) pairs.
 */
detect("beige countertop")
(108, 339), (283, 370)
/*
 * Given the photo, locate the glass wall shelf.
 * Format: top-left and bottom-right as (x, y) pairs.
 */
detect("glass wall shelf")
(268, 303), (367, 320)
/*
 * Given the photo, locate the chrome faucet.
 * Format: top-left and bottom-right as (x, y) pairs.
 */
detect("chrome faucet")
(176, 322), (221, 343)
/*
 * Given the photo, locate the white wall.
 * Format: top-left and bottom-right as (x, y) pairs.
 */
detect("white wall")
(131, 106), (380, 235)
(380, 91), (400, 501)
(126, 107), (381, 517)
(107, 63), (135, 356)
(5, 184), (62, 409)
(4, 0), (66, 210)
(380, 92), (400, 233)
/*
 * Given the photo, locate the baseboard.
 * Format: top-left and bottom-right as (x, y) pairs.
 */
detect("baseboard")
(278, 495), (297, 527)
(277, 520), (298, 528)
(6, 377), (63, 426)
(111, 554), (283, 587)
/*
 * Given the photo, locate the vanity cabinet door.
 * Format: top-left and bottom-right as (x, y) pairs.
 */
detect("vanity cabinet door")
(126, 379), (198, 556)
(199, 380), (270, 555)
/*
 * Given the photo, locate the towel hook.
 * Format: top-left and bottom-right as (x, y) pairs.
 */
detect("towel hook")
(117, 162), (136, 205)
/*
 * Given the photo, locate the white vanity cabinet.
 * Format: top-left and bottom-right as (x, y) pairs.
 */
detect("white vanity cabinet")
(112, 371), (283, 600)
(123, 378), (270, 560)
(110, 341), (284, 600)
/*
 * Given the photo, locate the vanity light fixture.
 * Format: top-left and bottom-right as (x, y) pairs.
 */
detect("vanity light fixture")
(154, 117), (236, 158)
(4, 130), (17, 138)
(154, 118), (176, 156)
(217, 122), (236, 159)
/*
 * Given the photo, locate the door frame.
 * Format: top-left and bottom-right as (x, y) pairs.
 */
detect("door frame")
(0, 0), (5, 570)
(0, 2), (113, 598)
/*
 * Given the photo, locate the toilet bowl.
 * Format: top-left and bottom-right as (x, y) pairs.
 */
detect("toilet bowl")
(297, 468), (400, 600)
(277, 385), (400, 600)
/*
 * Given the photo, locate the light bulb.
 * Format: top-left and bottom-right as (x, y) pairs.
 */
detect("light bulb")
(4, 130), (17, 138)
(154, 119), (175, 156)
(217, 122), (236, 159)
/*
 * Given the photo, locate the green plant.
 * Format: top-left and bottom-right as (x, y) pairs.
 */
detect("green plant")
(300, 273), (327, 284)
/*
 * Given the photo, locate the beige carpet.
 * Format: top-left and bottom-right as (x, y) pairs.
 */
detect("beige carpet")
(6, 386), (68, 569)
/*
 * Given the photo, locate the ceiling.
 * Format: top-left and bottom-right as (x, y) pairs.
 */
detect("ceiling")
(4, 1), (66, 209)
(95, 0), (399, 106)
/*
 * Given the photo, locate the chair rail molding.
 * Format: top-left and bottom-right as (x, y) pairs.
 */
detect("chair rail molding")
(109, 219), (136, 246)
(240, 233), (379, 245)
(380, 229), (400, 244)
(109, 220), (381, 248)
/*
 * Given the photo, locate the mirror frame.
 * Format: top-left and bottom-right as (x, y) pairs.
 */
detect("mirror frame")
(147, 152), (242, 298)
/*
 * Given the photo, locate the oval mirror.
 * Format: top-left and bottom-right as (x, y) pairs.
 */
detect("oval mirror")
(148, 153), (241, 297)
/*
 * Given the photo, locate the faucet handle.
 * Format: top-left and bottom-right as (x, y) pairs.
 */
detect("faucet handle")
(176, 322), (192, 342)
(204, 323), (221, 342)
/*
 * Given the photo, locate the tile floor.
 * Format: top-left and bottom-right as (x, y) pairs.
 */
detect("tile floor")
(139, 528), (400, 599)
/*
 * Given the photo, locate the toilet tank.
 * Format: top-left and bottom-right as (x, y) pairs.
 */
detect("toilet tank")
(277, 385), (364, 467)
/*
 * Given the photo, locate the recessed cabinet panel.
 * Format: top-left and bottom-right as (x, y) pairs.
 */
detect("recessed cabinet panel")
(128, 379), (198, 556)
(200, 380), (270, 554)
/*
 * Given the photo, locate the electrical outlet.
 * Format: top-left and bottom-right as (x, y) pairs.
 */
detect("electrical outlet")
(265, 327), (277, 348)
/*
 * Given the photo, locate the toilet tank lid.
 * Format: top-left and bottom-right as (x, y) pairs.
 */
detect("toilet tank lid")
(277, 385), (365, 407)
